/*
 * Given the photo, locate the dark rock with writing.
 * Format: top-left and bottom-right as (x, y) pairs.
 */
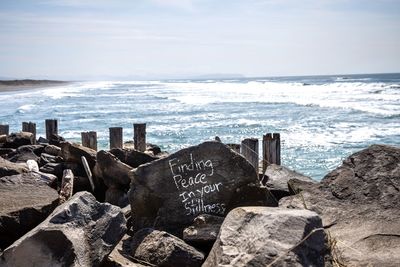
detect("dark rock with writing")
(129, 141), (271, 236)
(261, 164), (317, 200)
(183, 214), (224, 253)
(60, 141), (96, 168)
(2, 132), (35, 148)
(126, 228), (204, 267)
(94, 150), (133, 206)
(0, 173), (59, 250)
(110, 148), (158, 168)
(203, 207), (325, 267)
(0, 192), (126, 266)
(0, 157), (28, 177)
(280, 144), (400, 266)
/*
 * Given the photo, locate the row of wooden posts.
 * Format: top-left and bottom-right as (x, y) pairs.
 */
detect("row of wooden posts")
(0, 120), (281, 172)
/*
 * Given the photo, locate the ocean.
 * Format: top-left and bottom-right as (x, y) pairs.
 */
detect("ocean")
(1, 73), (399, 180)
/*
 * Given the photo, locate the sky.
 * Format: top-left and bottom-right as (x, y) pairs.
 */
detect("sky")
(0, 0), (399, 80)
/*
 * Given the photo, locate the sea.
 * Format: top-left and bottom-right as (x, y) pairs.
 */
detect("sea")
(1, 73), (399, 180)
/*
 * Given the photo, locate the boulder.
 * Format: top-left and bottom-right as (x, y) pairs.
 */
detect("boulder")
(280, 144), (400, 266)
(0, 148), (15, 157)
(48, 133), (65, 146)
(129, 141), (272, 236)
(2, 132), (35, 148)
(0, 172), (59, 249)
(0, 157), (28, 177)
(261, 164), (316, 200)
(104, 235), (149, 267)
(60, 141), (96, 168)
(203, 207), (325, 267)
(7, 145), (41, 163)
(94, 150), (133, 206)
(146, 143), (162, 156)
(0, 191), (127, 267)
(39, 153), (63, 166)
(110, 148), (157, 168)
(183, 214), (224, 253)
(39, 162), (64, 178)
(126, 229), (204, 267)
(44, 144), (62, 157)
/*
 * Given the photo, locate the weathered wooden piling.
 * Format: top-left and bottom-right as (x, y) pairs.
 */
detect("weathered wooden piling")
(227, 143), (241, 153)
(45, 119), (58, 140)
(0, 124), (9, 135)
(81, 131), (97, 151)
(109, 127), (123, 149)
(241, 138), (259, 172)
(134, 123), (146, 152)
(59, 169), (74, 203)
(262, 133), (281, 171)
(22, 121), (36, 144)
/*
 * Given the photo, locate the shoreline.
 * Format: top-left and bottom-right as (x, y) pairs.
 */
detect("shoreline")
(0, 80), (71, 93)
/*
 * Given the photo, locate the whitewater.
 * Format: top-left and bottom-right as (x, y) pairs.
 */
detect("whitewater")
(1, 73), (399, 180)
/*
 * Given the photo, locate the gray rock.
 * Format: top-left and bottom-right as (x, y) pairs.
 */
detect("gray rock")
(60, 141), (97, 168)
(39, 162), (64, 178)
(0, 157), (28, 178)
(0, 173), (59, 250)
(6, 145), (43, 163)
(129, 141), (272, 236)
(183, 214), (224, 247)
(44, 144), (62, 157)
(261, 164), (316, 200)
(0, 191), (126, 267)
(280, 144), (400, 266)
(110, 148), (157, 168)
(2, 132), (35, 148)
(39, 153), (63, 166)
(126, 229), (204, 267)
(203, 207), (325, 267)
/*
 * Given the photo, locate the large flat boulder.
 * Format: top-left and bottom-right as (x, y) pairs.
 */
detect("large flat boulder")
(2, 132), (35, 148)
(280, 144), (400, 266)
(0, 191), (126, 267)
(0, 173), (59, 249)
(203, 207), (325, 267)
(129, 141), (271, 236)
(60, 141), (96, 168)
(0, 157), (28, 178)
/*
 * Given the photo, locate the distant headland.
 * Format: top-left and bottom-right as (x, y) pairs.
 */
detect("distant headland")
(0, 79), (69, 92)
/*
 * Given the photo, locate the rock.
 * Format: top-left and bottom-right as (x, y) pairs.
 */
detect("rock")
(203, 207), (325, 267)
(0, 172), (59, 250)
(0, 191), (127, 266)
(261, 164), (316, 200)
(183, 214), (224, 253)
(104, 235), (149, 267)
(129, 141), (272, 236)
(60, 141), (96, 168)
(39, 162), (64, 178)
(94, 150), (133, 206)
(0, 157), (28, 177)
(279, 144), (400, 266)
(0, 148), (15, 157)
(26, 159), (39, 172)
(39, 152), (63, 166)
(126, 229), (204, 267)
(2, 132), (35, 148)
(146, 143), (162, 155)
(44, 144), (62, 156)
(110, 148), (157, 168)
(6, 145), (42, 163)
(48, 133), (65, 146)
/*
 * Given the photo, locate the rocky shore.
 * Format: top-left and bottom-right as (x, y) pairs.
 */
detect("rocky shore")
(0, 79), (69, 92)
(0, 131), (399, 266)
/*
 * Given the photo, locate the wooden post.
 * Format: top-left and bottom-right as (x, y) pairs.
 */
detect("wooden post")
(109, 127), (123, 149)
(133, 123), (146, 152)
(0, 124), (9, 135)
(81, 156), (95, 191)
(263, 133), (281, 172)
(81, 131), (97, 151)
(227, 143), (241, 153)
(22, 121), (37, 144)
(241, 138), (259, 172)
(45, 119), (58, 140)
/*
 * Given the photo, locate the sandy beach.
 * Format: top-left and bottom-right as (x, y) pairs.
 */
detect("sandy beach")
(0, 80), (70, 93)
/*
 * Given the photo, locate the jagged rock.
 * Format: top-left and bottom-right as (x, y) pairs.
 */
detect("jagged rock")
(126, 229), (204, 267)
(39, 153), (63, 166)
(203, 207), (325, 267)
(110, 148), (157, 168)
(60, 141), (96, 168)
(0, 173), (59, 249)
(0, 192), (126, 266)
(104, 235), (149, 267)
(280, 144), (400, 266)
(261, 164), (316, 200)
(48, 133), (65, 146)
(94, 150), (133, 206)
(2, 132), (35, 148)
(0, 157), (28, 177)
(146, 143), (162, 156)
(129, 141), (272, 236)
(0, 148), (15, 157)
(44, 144), (62, 157)
(6, 145), (43, 163)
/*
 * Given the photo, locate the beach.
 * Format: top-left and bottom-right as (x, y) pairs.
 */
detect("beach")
(0, 80), (70, 93)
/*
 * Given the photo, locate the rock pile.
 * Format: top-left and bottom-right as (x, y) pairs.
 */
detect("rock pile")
(1, 131), (398, 267)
